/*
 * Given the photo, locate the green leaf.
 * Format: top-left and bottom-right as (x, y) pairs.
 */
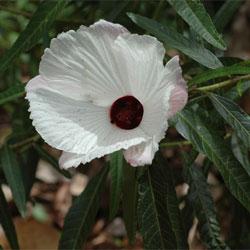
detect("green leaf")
(1, 144), (26, 217)
(172, 108), (250, 212)
(109, 150), (123, 220)
(181, 200), (194, 238)
(224, 80), (250, 101)
(0, 85), (25, 105)
(128, 13), (222, 69)
(0, 244), (3, 250)
(214, 0), (245, 33)
(122, 162), (138, 244)
(106, 1), (130, 22)
(58, 165), (109, 250)
(182, 152), (228, 249)
(138, 153), (188, 250)
(231, 134), (250, 176)
(0, 185), (19, 250)
(0, 0), (68, 76)
(167, 0), (226, 50)
(189, 65), (250, 86)
(202, 157), (213, 178)
(32, 143), (71, 179)
(209, 94), (250, 149)
(20, 147), (39, 199)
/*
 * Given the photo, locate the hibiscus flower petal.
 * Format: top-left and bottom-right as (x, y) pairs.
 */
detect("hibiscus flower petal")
(163, 56), (188, 119)
(26, 76), (148, 156)
(111, 33), (168, 141)
(39, 19), (129, 105)
(112, 33), (166, 103)
(59, 152), (84, 170)
(123, 137), (159, 167)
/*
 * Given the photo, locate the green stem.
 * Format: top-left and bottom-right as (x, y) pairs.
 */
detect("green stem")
(193, 74), (250, 92)
(0, 5), (84, 24)
(160, 140), (192, 148)
(160, 132), (232, 148)
(152, 0), (164, 20)
(10, 134), (40, 149)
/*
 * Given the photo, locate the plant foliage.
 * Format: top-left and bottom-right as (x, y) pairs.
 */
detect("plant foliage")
(0, 0), (249, 249)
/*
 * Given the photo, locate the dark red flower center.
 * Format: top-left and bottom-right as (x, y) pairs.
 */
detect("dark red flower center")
(110, 95), (144, 130)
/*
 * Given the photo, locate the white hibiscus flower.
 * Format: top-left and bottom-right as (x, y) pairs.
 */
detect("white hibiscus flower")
(25, 20), (187, 169)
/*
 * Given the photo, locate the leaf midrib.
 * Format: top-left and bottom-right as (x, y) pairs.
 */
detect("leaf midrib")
(0, 0), (66, 73)
(170, 0), (224, 49)
(147, 170), (165, 249)
(110, 152), (123, 217)
(3, 146), (25, 215)
(211, 95), (250, 143)
(178, 112), (250, 203)
(188, 166), (220, 248)
(72, 168), (107, 249)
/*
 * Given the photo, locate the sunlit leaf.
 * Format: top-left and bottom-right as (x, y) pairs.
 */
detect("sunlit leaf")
(0, 0), (69, 76)
(209, 94), (250, 149)
(59, 165), (109, 249)
(213, 0), (244, 33)
(128, 13), (222, 69)
(167, 0), (226, 50)
(0, 84), (25, 105)
(138, 153), (188, 249)
(172, 108), (250, 212)
(109, 150), (123, 220)
(122, 162), (138, 244)
(1, 144), (26, 217)
(182, 152), (228, 249)
(188, 65), (250, 86)
(32, 143), (71, 179)
(0, 185), (19, 249)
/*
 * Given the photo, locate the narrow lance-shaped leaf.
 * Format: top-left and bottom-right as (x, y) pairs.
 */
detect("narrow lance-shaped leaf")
(182, 152), (228, 249)
(0, 185), (19, 249)
(209, 93), (250, 149)
(202, 157), (213, 178)
(1, 144), (26, 217)
(109, 150), (123, 219)
(224, 80), (250, 101)
(172, 108), (250, 212)
(213, 0), (245, 33)
(167, 0), (226, 50)
(231, 134), (250, 176)
(138, 153), (188, 250)
(0, 0), (68, 76)
(0, 84), (25, 105)
(20, 147), (39, 199)
(122, 162), (138, 244)
(188, 65), (250, 87)
(181, 200), (194, 238)
(58, 165), (109, 250)
(128, 13), (222, 69)
(32, 143), (71, 179)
